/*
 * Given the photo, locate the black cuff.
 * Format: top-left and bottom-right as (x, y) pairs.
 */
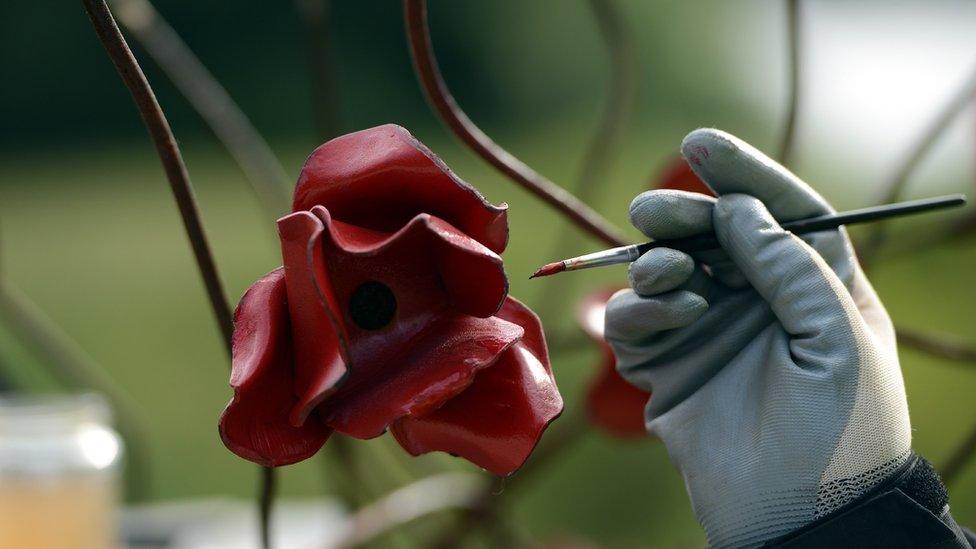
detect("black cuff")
(765, 453), (970, 548)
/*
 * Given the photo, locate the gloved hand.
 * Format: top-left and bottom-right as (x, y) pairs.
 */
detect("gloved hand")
(605, 129), (912, 547)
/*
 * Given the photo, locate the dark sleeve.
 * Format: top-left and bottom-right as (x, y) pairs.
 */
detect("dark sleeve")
(765, 454), (971, 548)
(964, 527), (976, 547)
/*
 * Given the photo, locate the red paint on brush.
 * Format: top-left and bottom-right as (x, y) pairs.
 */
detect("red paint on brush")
(530, 262), (566, 279)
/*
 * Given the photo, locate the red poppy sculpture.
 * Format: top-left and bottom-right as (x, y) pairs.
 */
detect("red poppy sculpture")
(653, 155), (716, 197)
(579, 287), (650, 438)
(580, 156), (714, 438)
(219, 124), (563, 476)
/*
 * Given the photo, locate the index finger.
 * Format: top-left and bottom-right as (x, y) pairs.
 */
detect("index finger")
(681, 128), (833, 221)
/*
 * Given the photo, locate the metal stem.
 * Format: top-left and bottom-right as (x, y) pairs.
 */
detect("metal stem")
(80, 2), (275, 546)
(403, 0), (629, 247)
(81, 0), (234, 351)
(110, 0), (293, 219)
(778, 0), (801, 166)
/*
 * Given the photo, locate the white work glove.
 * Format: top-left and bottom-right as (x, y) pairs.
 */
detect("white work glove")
(605, 129), (911, 547)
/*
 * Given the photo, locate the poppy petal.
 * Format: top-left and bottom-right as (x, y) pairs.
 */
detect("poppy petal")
(496, 296), (550, 367)
(310, 206), (508, 318)
(577, 288), (617, 340)
(390, 331), (563, 476)
(577, 288), (651, 438)
(277, 211), (350, 427)
(585, 346), (651, 438)
(219, 268), (332, 466)
(293, 124), (509, 253)
(653, 157), (716, 196)
(320, 314), (524, 439)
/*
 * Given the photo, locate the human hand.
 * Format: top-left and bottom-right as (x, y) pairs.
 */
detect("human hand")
(605, 129), (911, 547)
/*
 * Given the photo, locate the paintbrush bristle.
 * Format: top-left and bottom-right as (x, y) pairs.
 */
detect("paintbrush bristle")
(530, 262), (566, 279)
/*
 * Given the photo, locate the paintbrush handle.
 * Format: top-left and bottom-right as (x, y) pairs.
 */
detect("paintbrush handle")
(636, 194), (966, 255)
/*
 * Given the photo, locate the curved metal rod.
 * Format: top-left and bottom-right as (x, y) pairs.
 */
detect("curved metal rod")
(943, 424), (976, 487)
(403, 0), (629, 247)
(110, 0), (293, 219)
(80, 2), (274, 546)
(334, 473), (484, 548)
(295, 0), (342, 139)
(877, 66), (976, 207)
(573, 0), (637, 196)
(258, 465), (277, 548)
(431, 409), (587, 548)
(0, 284), (152, 501)
(860, 63), (976, 262)
(535, 0), (636, 321)
(777, 0), (801, 166)
(81, 0), (234, 350)
(897, 327), (976, 364)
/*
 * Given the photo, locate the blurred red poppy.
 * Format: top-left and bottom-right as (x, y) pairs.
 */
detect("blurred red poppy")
(653, 156), (716, 197)
(579, 288), (650, 438)
(219, 124), (563, 476)
(580, 156), (713, 438)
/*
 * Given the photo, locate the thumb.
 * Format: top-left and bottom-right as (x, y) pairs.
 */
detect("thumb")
(713, 194), (862, 366)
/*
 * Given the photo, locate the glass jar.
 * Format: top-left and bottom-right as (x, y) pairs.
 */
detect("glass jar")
(0, 393), (123, 549)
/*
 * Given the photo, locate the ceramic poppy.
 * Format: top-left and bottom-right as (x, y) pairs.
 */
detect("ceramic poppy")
(579, 288), (650, 438)
(652, 155), (716, 197)
(219, 124), (563, 476)
(579, 156), (713, 437)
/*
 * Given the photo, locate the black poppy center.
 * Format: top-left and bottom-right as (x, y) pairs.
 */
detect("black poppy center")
(348, 281), (397, 330)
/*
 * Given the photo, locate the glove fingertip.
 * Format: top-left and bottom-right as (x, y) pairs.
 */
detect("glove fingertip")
(685, 290), (709, 317)
(681, 128), (736, 169)
(604, 290), (708, 341)
(682, 128), (833, 220)
(628, 247), (695, 296)
(628, 190), (715, 239)
(713, 194), (782, 242)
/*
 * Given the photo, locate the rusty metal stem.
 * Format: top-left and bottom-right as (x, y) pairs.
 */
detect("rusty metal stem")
(942, 424), (976, 487)
(876, 68), (976, 207)
(573, 0), (636, 197)
(81, 0), (234, 351)
(860, 64), (976, 262)
(295, 0), (342, 140)
(334, 473), (483, 549)
(403, 0), (628, 247)
(778, 0), (801, 166)
(110, 0), (293, 219)
(537, 0), (636, 323)
(0, 284), (152, 501)
(898, 327), (976, 364)
(81, 2), (274, 546)
(259, 465), (277, 548)
(432, 409), (587, 547)
(324, 435), (367, 508)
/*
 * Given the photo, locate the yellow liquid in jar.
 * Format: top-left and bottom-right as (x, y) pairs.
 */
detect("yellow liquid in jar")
(0, 476), (117, 549)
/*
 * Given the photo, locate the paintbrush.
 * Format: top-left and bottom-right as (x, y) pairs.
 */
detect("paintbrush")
(530, 194), (967, 279)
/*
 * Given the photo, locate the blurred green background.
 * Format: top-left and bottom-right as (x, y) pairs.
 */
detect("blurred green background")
(1, 0), (975, 547)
